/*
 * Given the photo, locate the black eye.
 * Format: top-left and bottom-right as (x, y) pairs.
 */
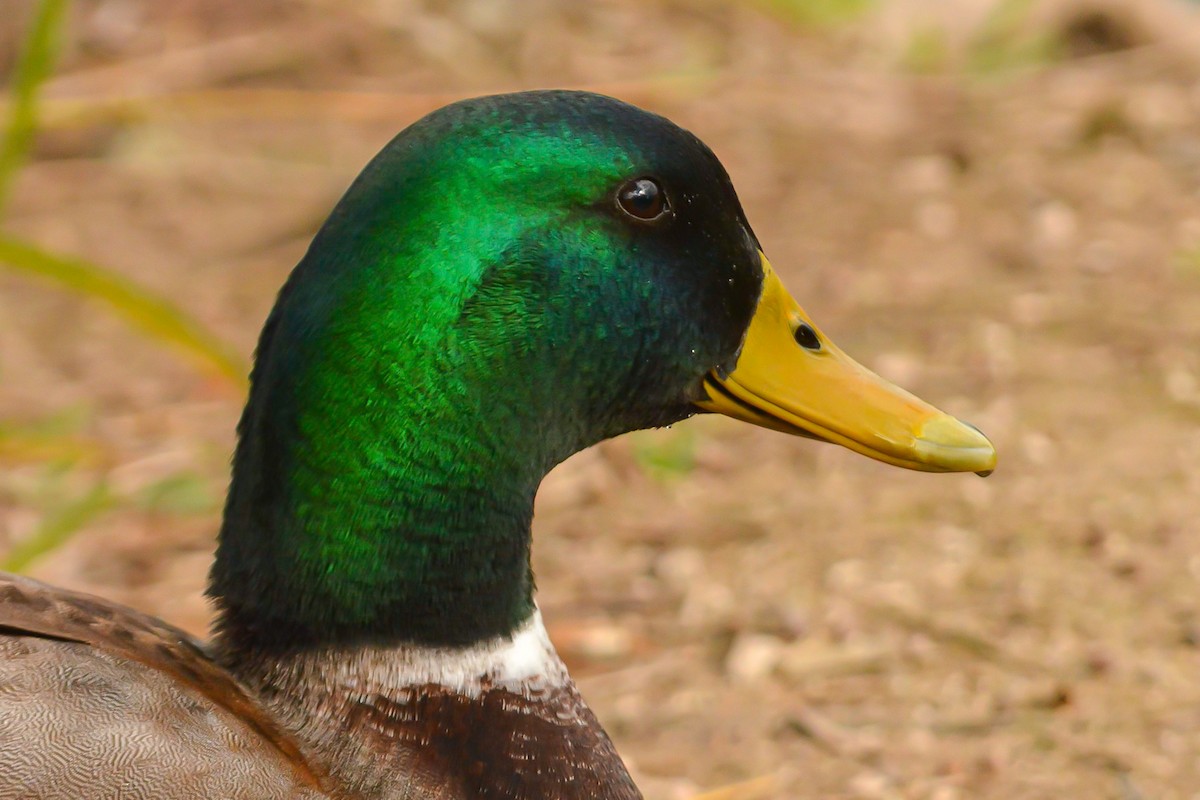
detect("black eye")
(793, 323), (821, 351)
(617, 177), (668, 221)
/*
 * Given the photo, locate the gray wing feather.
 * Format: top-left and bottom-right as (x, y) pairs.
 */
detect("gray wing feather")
(0, 574), (331, 800)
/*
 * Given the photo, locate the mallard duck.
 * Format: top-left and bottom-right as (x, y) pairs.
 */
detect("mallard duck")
(0, 90), (995, 799)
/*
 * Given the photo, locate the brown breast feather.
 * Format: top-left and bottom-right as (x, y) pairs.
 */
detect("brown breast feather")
(235, 646), (646, 800)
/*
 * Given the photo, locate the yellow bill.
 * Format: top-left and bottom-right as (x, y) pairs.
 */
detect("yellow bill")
(696, 254), (997, 476)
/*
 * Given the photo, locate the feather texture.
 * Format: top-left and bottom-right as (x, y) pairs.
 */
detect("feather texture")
(0, 573), (330, 799)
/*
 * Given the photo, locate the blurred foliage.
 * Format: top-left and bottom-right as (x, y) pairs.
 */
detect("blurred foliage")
(1174, 246), (1200, 280)
(631, 428), (698, 482)
(1077, 101), (1140, 148)
(0, 0), (244, 570)
(903, 0), (1065, 76)
(1, 473), (113, 573)
(0, 235), (247, 385)
(133, 472), (219, 516)
(748, 0), (875, 28)
(903, 27), (953, 74)
(0, 407), (102, 466)
(966, 0), (1062, 75)
(0, 0), (66, 216)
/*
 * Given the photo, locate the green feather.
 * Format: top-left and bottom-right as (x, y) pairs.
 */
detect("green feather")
(210, 91), (763, 649)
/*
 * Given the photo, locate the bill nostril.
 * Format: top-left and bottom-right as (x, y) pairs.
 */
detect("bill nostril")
(793, 323), (821, 351)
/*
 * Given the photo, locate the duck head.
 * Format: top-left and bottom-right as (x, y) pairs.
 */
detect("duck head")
(213, 91), (995, 651)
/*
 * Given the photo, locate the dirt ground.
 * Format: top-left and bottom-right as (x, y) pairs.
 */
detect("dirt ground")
(3, 1), (1200, 798)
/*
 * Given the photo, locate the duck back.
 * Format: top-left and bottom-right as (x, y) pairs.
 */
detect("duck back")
(0, 573), (330, 800)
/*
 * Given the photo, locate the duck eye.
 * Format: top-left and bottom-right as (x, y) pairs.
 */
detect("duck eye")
(617, 177), (668, 221)
(793, 323), (821, 351)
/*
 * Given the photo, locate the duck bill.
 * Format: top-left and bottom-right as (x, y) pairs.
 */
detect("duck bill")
(696, 254), (997, 476)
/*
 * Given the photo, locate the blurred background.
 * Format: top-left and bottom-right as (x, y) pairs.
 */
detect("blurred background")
(2, 0), (1199, 797)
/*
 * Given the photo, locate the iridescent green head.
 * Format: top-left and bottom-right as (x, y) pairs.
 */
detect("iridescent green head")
(211, 90), (996, 653)
(211, 91), (765, 649)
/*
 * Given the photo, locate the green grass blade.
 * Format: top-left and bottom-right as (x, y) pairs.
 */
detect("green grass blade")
(0, 0), (70, 218)
(631, 428), (697, 482)
(134, 471), (218, 515)
(0, 234), (247, 387)
(967, 0), (1061, 76)
(2, 480), (112, 573)
(0, 425), (103, 465)
(749, 0), (875, 28)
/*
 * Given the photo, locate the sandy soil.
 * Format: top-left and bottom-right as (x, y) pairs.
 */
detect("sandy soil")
(3, 1), (1200, 798)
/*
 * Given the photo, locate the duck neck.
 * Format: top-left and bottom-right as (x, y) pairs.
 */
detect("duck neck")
(207, 259), (566, 654)
(211, 404), (542, 652)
